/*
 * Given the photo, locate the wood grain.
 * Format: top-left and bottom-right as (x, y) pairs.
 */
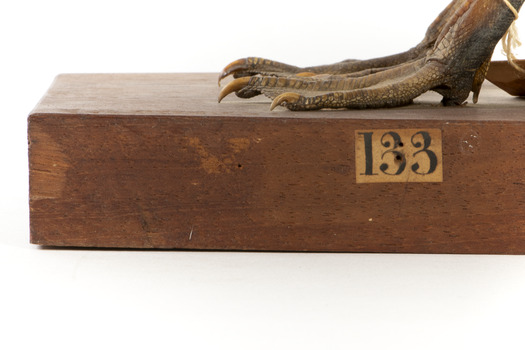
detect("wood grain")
(28, 74), (525, 253)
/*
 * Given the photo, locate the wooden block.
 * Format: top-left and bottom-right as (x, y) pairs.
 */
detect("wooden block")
(28, 73), (525, 253)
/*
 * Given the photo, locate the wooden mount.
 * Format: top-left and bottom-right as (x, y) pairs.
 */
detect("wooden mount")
(28, 73), (525, 253)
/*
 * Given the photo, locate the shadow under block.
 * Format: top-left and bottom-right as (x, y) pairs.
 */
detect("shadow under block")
(28, 73), (525, 253)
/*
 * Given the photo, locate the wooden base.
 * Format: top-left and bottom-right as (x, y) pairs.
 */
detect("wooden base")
(28, 73), (525, 253)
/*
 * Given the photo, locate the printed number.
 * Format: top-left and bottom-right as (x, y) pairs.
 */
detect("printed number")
(359, 132), (377, 176)
(380, 132), (406, 176)
(359, 130), (438, 176)
(411, 131), (438, 175)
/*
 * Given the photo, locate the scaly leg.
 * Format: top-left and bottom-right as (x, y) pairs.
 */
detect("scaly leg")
(218, 0), (465, 84)
(218, 0), (523, 110)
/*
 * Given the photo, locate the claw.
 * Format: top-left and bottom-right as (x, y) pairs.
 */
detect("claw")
(218, 58), (249, 86)
(218, 76), (252, 103)
(270, 92), (301, 111)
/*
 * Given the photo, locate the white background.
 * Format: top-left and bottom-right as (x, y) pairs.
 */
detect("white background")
(1, 0), (525, 349)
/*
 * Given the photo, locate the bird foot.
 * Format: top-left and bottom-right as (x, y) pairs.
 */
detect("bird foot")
(218, 0), (523, 110)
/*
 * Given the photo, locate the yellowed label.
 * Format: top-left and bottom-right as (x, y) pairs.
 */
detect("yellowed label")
(355, 129), (443, 183)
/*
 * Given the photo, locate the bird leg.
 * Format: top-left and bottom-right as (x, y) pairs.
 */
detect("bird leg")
(218, 0), (524, 110)
(218, 0), (463, 82)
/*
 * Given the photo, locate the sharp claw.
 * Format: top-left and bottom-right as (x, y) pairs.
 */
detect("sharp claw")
(218, 58), (248, 86)
(270, 93), (301, 111)
(218, 76), (252, 103)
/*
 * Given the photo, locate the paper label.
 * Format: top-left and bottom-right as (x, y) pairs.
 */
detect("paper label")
(355, 129), (443, 183)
